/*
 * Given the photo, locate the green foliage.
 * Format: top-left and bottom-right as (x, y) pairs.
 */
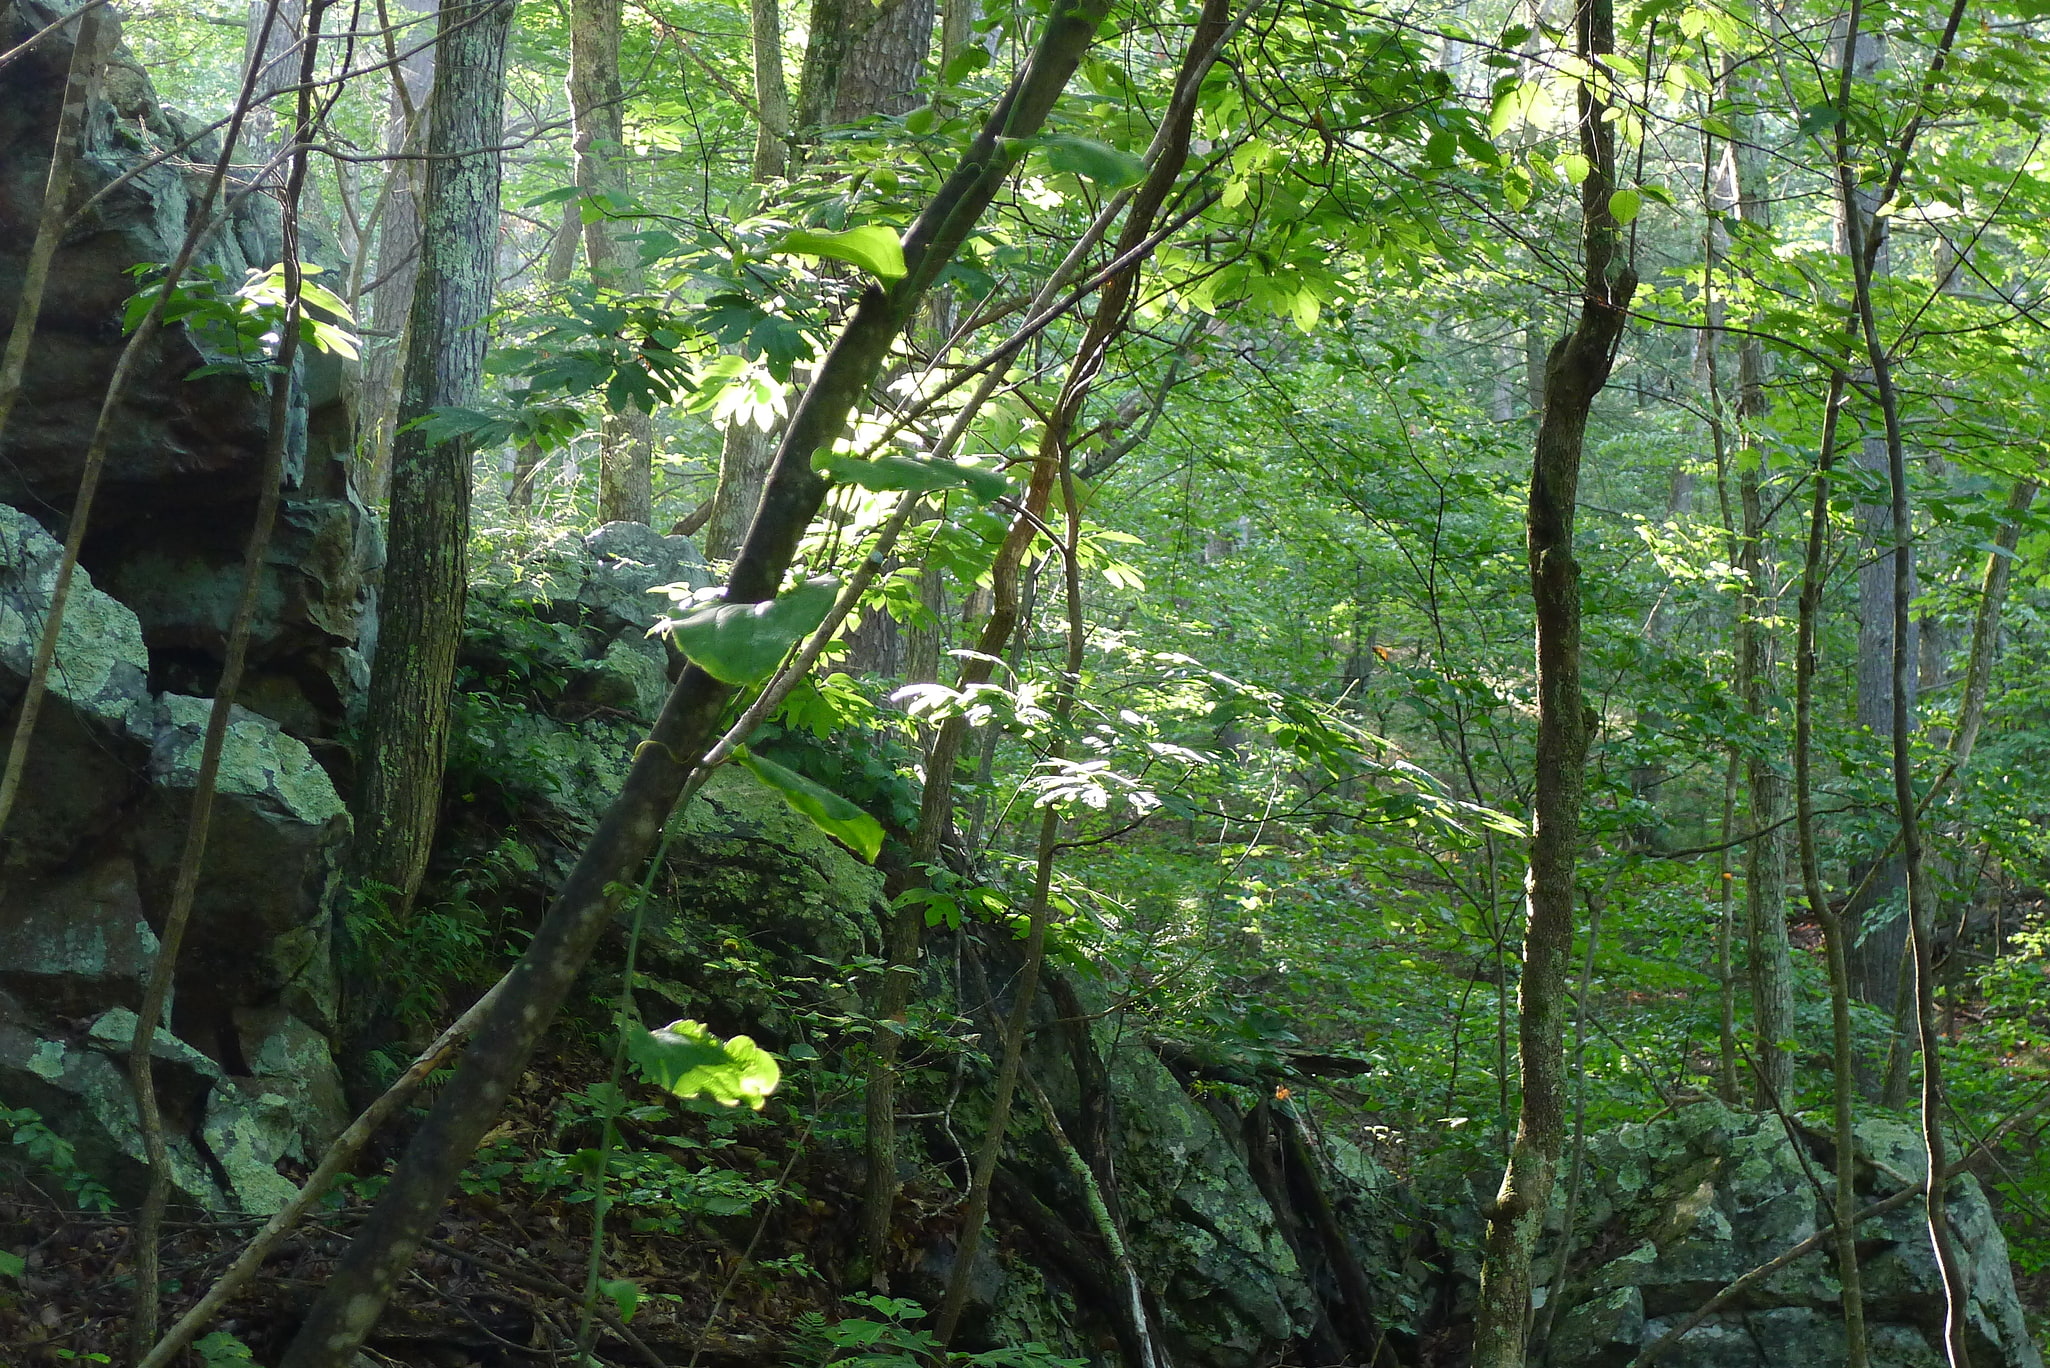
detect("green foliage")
(659, 578), (839, 685)
(124, 261), (359, 386)
(777, 226), (908, 281)
(795, 1295), (1089, 1368)
(734, 748), (885, 861)
(625, 1019), (783, 1110)
(0, 1106), (113, 1212)
(194, 1332), (258, 1367)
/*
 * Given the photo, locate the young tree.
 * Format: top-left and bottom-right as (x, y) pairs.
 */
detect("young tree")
(1470, 0), (1635, 1360)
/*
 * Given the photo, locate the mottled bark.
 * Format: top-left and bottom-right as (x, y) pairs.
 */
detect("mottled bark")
(277, 7), (1115, 1359)
(1469, 0), (1634, 1361)
(346, 0), (515, 915)
(706, 418), (775, 559)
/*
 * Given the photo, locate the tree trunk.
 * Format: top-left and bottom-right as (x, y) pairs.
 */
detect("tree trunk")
(277, 6), (1115, 1358)
(1834, 3), (1974, 1358)
(567, 0), (654, 524)
(346, 0), (514, 915)
(1837, 23), (1914, 1024)
(354, 0), (435, 500)
(1469, 0), (1634, 1360)
(750, 0), (792, 179)
(709, 0), (937, 555)
(862, 0), (1231, 1281)
(1738, 463), (1794, 1106)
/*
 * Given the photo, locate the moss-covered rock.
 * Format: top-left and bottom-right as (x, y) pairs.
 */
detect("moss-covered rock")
(1541, 1102), (2043, 1368)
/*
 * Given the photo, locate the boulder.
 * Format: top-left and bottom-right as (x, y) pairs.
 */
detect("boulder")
(135, 694), (348, 1036)
(0, 0), (376, 741)
(0, 503), (152, 873)
(1539, 1103), (2043, 1368)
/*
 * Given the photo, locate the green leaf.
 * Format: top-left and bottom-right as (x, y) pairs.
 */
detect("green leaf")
(661, 577), (838, 685)
(779, 226), (907, 281)
(0, 1250), (21, 1281)
(816, 452), (1008, 501)
(1041, 134), (1146, 188)
(1609, 187), (1643, 224)
(625, 1019), (782, 1109)
(1797, 104), (1843, 137)
(735, 749), (885, 861)
(599, 1277), (642, 1323)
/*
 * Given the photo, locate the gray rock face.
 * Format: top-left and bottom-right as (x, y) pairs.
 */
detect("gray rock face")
(1539, 1103), (2043, 1368)
(469, 521), (711, 726)
(0, 0), (377, 741)
(1, 506), (351, 1212)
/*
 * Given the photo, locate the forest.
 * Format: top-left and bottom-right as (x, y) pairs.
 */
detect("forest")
(0, 0), (2048, 1363)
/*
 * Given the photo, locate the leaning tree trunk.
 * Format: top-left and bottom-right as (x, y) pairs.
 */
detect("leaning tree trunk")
(1469, 0), (1635, 1361)
(346, 0), (515, 916)
(277, 6), (1117, 1360)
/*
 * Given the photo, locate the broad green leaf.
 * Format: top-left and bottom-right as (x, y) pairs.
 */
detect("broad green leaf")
(1041, 134), (1146, 188)
(816, 452), (1008, 501)
(735, 748), (885, 861)
(779, 226), (907, 281)
(1609, 187), (1642, 224)
(0, 1250), (21, 1280)
(625, 1019), (782, 1109)
(661, 577), (838, 684)
(599, 1277), (642, 1323)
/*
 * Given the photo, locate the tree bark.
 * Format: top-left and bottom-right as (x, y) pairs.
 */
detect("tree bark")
(1468, 0), (1634, 1361)
(277, 7), (1116, 1360)
(354, 0), (435, 501)
(567, 0), (654, 523)
(1796, 369), (1870, 1368)
(749, 0), (791, 179)
(347, 0), (515, 916)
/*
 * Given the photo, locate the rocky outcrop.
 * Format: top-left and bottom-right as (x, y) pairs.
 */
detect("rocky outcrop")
(0, 507), (350, 1212)
(0, 0), (373, 1212)
(1538, 1103), (2043, 1368)
(0, 0), (377, 741)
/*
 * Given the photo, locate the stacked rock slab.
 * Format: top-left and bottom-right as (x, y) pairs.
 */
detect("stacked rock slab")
(0, 2), (367, 1211)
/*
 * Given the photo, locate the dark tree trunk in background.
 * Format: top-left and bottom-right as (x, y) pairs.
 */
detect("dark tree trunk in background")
(346, 0), (514, 916)
(1470, 0), (1634, 1360)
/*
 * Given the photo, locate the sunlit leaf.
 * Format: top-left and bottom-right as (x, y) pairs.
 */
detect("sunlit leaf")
(659, 577), (838, 684)
(735, 748), (885, 861)
(778, 225), (907, 281)
(1041, 133), (1146, 188)
(625, 1019), (781, 1109)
